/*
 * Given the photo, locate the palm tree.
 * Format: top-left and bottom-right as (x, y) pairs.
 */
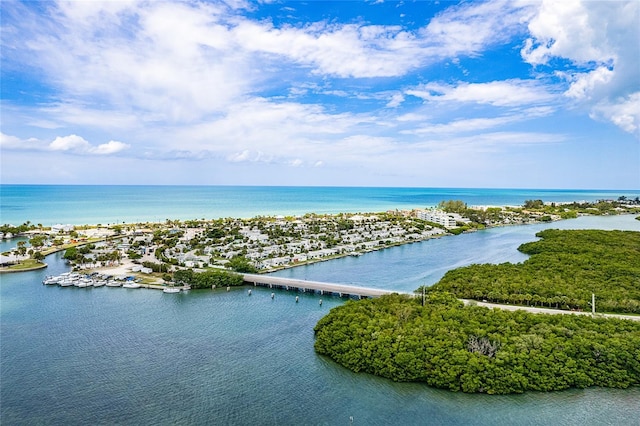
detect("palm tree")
(16, 241), (27, 256)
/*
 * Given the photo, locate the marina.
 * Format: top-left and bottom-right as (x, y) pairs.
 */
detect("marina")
(41, 272), (189, 292)
(43, 272), (128, 288)
(41, 271), (395, 298)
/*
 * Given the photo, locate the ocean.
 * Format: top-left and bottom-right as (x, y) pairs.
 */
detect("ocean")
(1, 186), (640, 425)
(1, 185), (638, 226)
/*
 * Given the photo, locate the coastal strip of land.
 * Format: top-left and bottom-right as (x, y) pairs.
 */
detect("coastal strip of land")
(4, 198), (639, 278)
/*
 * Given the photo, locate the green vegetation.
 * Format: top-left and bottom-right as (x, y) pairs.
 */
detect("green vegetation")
(142, 261), (170, 273)
(0, 221), (38, 235)
(31, 251), (45, 261)
(314, 293), (640, 394)
(0, 258), (45, 271)
(438, 200), (467, 213)
(127, 250), (143, 260)
(63, 246), (79, 260)
(227, 255), (258, 273)
(314, 228), (640, 394)
(432, 229), (640, 314)
(518, 199), (640, 217)
(524, 199), (544, 209)
(173, 269), (244, 289)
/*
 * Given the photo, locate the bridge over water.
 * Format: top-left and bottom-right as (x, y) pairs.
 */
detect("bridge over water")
(242, 273), (409, 299)
(241, 274), (640, 321)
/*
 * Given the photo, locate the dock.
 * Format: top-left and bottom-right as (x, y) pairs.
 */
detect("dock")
(242, 273), (407, 298)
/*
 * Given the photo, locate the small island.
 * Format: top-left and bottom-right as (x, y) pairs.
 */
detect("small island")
(313, 228), (640, 394)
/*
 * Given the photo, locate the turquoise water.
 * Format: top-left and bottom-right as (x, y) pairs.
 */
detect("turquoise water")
(1, 185), (637, 225)
(2, 215), (640, 424)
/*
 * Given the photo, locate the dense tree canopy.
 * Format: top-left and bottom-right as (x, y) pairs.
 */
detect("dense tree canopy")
(437, 200), (467, 213)
(227, 255), (258, 273)
(173, 269), (244, 289)
(314, 293), (640, 394)
(431, 230), (640, 314)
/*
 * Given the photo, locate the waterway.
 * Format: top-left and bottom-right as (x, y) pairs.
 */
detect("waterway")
(2, 215), (639, 424)
(270, 214), (640, 292)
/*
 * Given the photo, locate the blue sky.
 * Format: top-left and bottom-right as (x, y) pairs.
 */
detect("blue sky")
(1, 0), (638, 189)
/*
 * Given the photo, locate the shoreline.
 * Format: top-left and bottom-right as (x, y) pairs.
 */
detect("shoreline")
(3, 187), (638, 228)
(3, 211), (639, 277)
(6, 214), (640, 322)
(0, 262), (47, 273)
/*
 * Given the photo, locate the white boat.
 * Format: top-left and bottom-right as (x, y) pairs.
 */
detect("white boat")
(59, 279), (74, 287)
(76, 278), (92, 288)
(43, 276), (59, 285)
(105, 281), (122, 287)
(92, 280), (106, 287)
(163, 287), (180, 294)
(122, 282), (141, 289)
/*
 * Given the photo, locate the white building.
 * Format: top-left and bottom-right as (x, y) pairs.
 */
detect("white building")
(415, 210), (460, 228)
(51, 224), (74, 233)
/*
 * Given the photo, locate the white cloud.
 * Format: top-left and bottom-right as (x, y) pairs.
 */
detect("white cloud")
(228, 150), (251, 163)
(0, 133), (44, 150)
(39, 103), (141, 130)
(402, 106), (554, 136)
(49, 135), (130, 155)
(422, 0), (534, 58)
(1, 0), (638, 187)
(49, 135), (91, 152)
(2, 133), (129, 156)
(7, 1), (252, 124)
(91, 141), (130, 155)
(522, 0), (639, 134)
(407, 80), (554, 107)
(396, 113), (430, 122)
(563, 66), (614, 101)
(411, 132), (565, 156)
(386, 93), (405, 108)
(405, 116), (518, 136)
(521, 0), (615, 66)
(231, 0), (534, 78)
(232, 21), (423, 78)
(590, 92), (640, 135)
(0, 0), (538, 133)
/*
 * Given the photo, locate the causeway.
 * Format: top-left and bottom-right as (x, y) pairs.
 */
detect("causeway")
(242, 273), (407, 298)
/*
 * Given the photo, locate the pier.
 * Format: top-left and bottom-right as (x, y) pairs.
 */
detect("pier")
(242, 273), (407, 299)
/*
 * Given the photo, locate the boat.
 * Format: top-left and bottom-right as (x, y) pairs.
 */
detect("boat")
(163, 287), (180, 294)
(42, 276), (59, 285)
(122, 282), (141, 289)
(92, 280), (106, 287)
(105, 281), (122, 287)
(58, 279), (74, 287)
(75, 278), (92, 288)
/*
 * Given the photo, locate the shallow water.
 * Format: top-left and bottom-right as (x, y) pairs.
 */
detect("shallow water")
(2, 184), (636, 225)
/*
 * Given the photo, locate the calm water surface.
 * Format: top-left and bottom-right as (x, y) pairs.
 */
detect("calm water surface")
(2, 185), (637, 225)
(2, 215), (640, 425)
